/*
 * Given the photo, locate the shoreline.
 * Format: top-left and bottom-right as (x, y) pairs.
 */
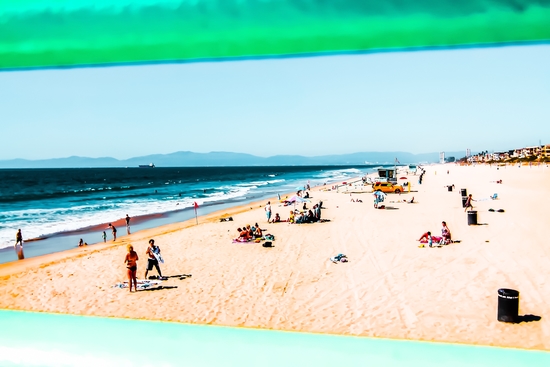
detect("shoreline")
(0, 182), (335, 264)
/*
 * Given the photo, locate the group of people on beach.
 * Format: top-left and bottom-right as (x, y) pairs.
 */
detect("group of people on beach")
(288, 204), (322, 224)
(418, 221), (453, 248)
(235, 223), (263, 241)
(124, 238), (163, 293)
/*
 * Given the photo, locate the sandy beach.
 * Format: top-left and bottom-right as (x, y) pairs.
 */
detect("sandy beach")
(1, 164), (549, 350)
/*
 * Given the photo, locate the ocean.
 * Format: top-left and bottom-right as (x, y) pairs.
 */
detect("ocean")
(0, 165), (380, 261)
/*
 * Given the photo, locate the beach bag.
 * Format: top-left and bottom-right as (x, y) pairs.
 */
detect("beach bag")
(262, 241), (274, 247)
(265, 234), (275, 241)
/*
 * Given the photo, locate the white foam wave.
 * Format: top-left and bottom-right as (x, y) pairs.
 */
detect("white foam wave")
(0, 187), (255, 249)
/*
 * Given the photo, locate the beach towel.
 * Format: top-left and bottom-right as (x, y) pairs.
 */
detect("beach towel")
(330, 254), (348, 263)
(420, 236), (442, 244)
(232, 238), (251, 243)
(113, 279), (162, 291)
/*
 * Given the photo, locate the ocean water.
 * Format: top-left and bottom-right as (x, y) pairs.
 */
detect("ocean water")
(0, 165), (376, 249)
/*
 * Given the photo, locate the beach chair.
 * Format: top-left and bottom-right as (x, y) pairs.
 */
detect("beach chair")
(491, 193), (498, 200)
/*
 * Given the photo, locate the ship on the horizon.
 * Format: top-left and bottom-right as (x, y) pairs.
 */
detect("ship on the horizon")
(139, 163), (155, 168)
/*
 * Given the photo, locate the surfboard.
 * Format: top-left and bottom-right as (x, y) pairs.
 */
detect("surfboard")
(152, 246), (164, 263)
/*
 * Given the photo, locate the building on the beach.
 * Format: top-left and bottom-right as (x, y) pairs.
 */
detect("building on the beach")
(439, 152), (445, 164)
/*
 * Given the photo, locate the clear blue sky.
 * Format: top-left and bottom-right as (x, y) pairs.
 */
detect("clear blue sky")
(0, 45), (548, 160)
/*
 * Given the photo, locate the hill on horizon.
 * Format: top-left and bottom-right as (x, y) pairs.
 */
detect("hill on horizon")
(0, 150), (467, 168)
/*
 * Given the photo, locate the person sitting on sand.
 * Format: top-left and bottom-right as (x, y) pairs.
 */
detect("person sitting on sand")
(246, 224), (254, 238)
(306, 210), (315, 223)
(124, 244), (139, 293)
(237, 227), (249, 240)
(418, 231), (431, 242)
(254, 226), (263, 238)
(273, 213), (281, 223)
(289, 211), (295, 223)
(78, 238), (85, 247)
(441, 221), (452, 245)
(313, 204), (321, 222)
(408, 197), (415, 203)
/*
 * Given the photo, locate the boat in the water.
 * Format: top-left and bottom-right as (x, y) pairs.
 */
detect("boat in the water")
(139, 163), (155, 168)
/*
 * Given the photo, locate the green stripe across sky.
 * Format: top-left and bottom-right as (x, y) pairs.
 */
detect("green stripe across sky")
(1, 0), (549, 70)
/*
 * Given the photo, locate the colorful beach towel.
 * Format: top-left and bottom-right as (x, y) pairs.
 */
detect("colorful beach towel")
(420, 236), (442, 244)
(113, 279), (162, 291)
(330, 254), (348, 263)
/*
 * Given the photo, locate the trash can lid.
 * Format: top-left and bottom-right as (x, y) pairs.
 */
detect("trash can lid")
(467, 210), (477, 214)
(498, 288), (519, 298)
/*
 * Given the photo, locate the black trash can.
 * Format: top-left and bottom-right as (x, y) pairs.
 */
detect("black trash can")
(460, 188), (467, 197)
(447, 186), (453, 192)
(461, 196), (468, 208)
(467, 210), (477, 225)
(498, 288), (519, 323)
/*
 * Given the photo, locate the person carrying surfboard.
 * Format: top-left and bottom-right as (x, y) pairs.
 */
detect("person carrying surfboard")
(145, 239), (163, 280)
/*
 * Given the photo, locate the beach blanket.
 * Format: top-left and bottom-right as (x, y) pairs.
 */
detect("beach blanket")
(113, 279), (162, 290)
(420, 236), (442, 244)
(330, 254), (348, 263)
(233, 238), (252, 243)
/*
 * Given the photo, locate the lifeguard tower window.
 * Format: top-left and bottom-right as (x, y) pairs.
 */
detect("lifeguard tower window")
(378, 169), (396, 182)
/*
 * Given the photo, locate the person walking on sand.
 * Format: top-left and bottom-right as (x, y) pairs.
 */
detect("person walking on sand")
(265, 201), (272, 223)
(15, 229), (23, 247)
(125, 214), (131, 234)
(145, 239), (163, 279)
(108, 223), (117, 241)
(102, 231), (107, 243)
(464, 194), (474, 212)
(125, 244), (139, 293)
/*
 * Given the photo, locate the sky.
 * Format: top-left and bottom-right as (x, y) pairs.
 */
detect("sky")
(0, 44), (549, 160)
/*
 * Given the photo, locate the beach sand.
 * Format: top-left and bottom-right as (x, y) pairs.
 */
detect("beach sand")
(1, 164), (549, 350)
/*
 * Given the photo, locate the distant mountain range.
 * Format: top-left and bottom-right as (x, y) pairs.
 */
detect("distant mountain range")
(0, 151), (469, 168)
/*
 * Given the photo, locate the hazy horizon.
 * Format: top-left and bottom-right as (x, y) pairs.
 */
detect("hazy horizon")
(1, 45), (548, 161)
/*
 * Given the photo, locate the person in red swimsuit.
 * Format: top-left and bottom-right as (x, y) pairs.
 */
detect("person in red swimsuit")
(124, 244), (139, 292)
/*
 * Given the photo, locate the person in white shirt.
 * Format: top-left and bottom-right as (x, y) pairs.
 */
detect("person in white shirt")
(265, 201), (272, 223)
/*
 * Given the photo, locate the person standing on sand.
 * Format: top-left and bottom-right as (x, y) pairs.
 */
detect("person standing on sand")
(265, 201), (272, 223)
(108, 223), (117, 241)
(15, 229), (23, 247)
(125, 244), (139, 293)
(145, 239), (163, 279)
(464, 194), (475, 212)
(125, 214), (131, 235)
(102, 231), (107, 243)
